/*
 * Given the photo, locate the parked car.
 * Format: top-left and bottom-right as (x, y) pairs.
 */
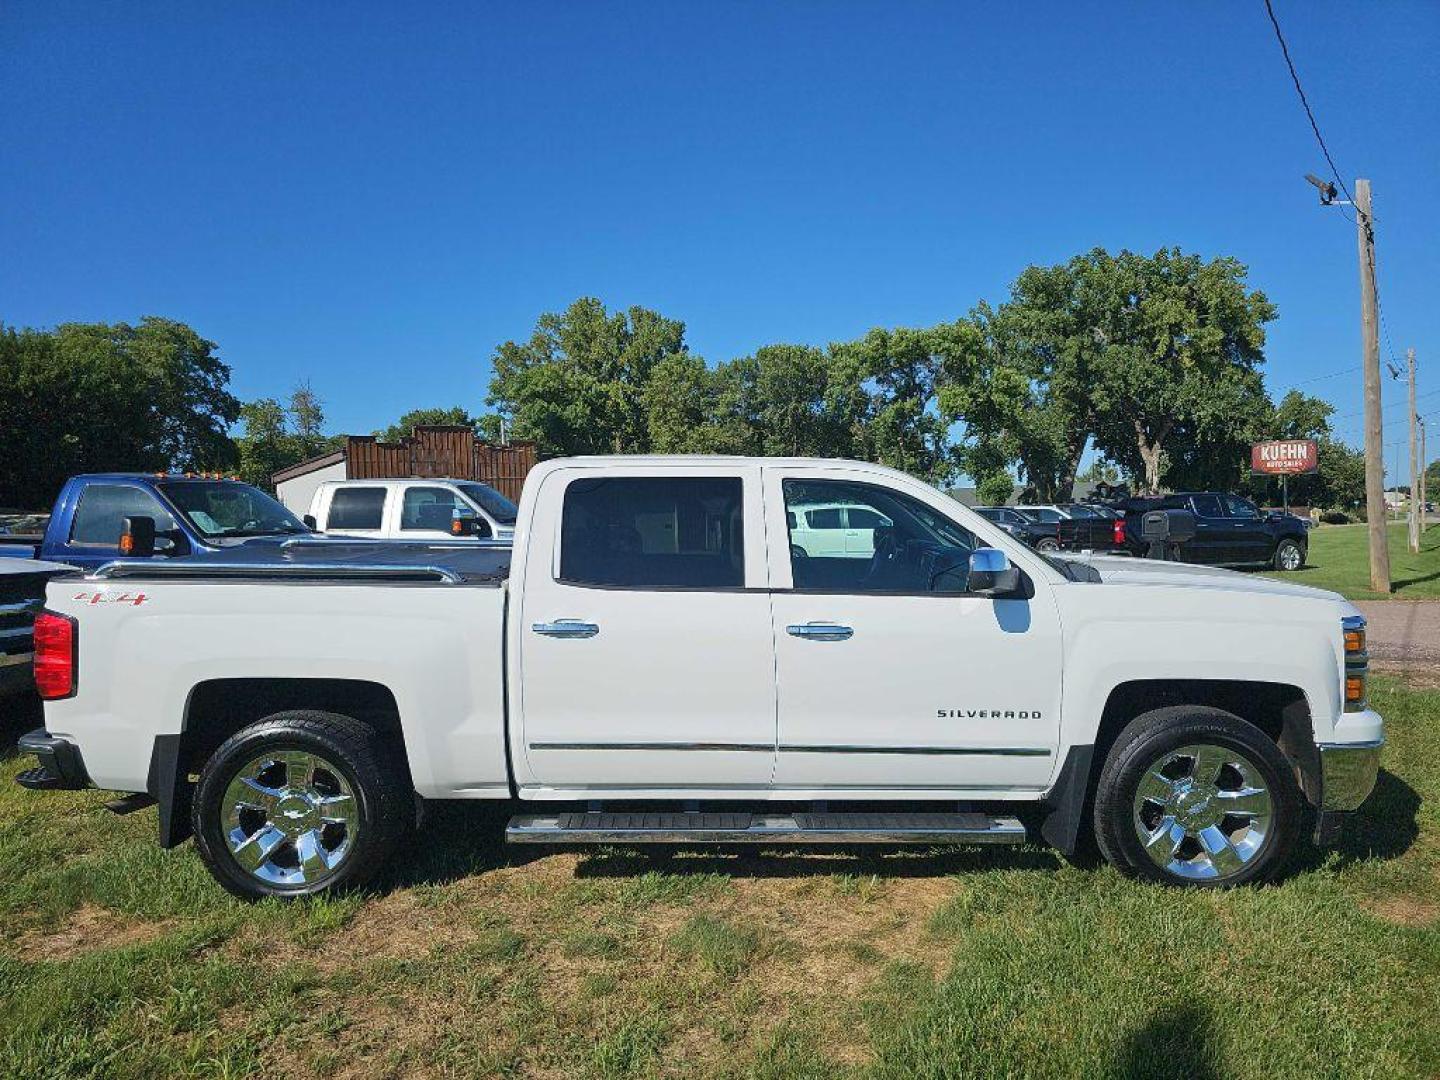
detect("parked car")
(0, 557), (69, 712)
(0, 474), (316, 571)
(306, 479), (516, 542)
(785, 501), (890, 559)
(972, 506), (1061, 552)
(1121, 493), (1310, 571)
(18, 455), (1381, 898)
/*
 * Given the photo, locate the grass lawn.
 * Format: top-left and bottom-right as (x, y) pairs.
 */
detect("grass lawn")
(2, 677), (1437, 1078)
(1260, 520), (1440, 600)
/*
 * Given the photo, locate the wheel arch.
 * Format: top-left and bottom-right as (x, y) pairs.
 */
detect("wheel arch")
(1041, 678), (1316, 860)
(149, 678), (408, 848)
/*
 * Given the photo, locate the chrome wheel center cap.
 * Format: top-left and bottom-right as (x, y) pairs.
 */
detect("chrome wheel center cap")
(1175, 789), (1213, 825)
(276, 793), (316, 832)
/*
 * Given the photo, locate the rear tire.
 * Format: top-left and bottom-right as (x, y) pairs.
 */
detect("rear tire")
(1093, 706), (1302, 887)
(1273, 539), (1305, 571)
(192, 710), (412, 900)
(1036, 537), (1060, 553)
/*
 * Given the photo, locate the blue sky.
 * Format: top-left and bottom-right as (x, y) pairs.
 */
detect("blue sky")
(3, 2), (1437, 476)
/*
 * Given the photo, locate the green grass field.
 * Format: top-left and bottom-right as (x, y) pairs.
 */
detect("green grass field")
(3, 677), (1438, 1078)
(1260, 521), (1440, 600)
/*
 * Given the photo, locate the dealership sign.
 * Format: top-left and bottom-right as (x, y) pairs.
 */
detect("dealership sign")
(1251, 439), (1318, 475)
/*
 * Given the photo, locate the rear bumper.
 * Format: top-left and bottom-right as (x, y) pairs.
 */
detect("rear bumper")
(1317, 738), (1383, 812)
(15, 728), (92, 791)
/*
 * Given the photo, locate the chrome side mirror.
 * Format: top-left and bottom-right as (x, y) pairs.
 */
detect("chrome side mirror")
(968, 547), (1021, 598)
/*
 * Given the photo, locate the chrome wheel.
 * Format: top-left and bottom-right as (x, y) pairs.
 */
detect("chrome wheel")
(221, 750), (359, 886)
(1131, 743), (1273, 881)
(1278, 543), (1302, 570)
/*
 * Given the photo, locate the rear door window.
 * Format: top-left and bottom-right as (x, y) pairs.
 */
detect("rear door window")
(560, 476), (745, 589)
(326, 488), (386, 530)
(69, 485), (176, 546)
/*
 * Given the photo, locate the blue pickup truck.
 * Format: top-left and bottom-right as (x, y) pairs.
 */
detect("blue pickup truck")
(0, 473), (315, 568)
(0, 475), (317, 712)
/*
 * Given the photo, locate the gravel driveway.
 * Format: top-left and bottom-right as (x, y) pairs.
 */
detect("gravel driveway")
(1355, 600), (1440, 673)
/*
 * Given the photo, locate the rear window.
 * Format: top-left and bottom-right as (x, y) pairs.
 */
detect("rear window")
(327, 488), (386, 530)
(560, 476), (744, 589)
(1017, 508), (1062, 523)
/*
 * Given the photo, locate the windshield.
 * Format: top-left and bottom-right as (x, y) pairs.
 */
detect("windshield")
(158, 481), (311, 538)
(457, 483), (518, 525)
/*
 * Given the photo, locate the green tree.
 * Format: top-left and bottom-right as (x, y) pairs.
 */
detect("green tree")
(235, 385), (340, 490)
(376, 405), (476, 444)
(1076, 249), (1276, 492)
(974, 470), (1016, 507)
(937, 306), (1079, 501)
(832, 325), (960, 484)
(487, 298), (689, 456)
(0, 318), (239, 508)
(954, 249), (1275, 496)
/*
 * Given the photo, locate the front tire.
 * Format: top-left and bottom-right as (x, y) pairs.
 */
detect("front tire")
(192, 710), (412, 900)
(1273, 539), (1305, 571)
(1093, 706), (1302, 887)
(1036, 537), (1060, 553)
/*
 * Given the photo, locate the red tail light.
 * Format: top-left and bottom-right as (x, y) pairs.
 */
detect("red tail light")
(1113, 518), (1126, 545)
(33, 611), (77, 700)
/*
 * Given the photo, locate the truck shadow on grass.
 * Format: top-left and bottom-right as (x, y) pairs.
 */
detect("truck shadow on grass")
(1290, 768), (1421, 874)
(373, 768), (1421, 893)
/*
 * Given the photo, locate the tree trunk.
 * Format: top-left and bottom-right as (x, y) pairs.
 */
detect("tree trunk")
(1055, 435), (1087, 502)
(1135, 419), (1171, 494)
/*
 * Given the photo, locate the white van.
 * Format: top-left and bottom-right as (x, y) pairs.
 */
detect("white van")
(307, 479), (517, 541)
(788, 501), (892, 558)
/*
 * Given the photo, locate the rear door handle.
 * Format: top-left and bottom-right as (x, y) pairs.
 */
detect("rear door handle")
(786, 622), (854, 641)
(532, 619), (599, 639)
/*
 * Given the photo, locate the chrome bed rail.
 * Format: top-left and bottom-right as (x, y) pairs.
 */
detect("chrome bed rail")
(89, 561), (465, 584)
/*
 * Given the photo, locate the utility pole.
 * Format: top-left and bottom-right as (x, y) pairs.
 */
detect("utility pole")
(1408, 347), (1419, 552)
(1356, 179), (1391, 592)
(1421, 417), (1428, 537)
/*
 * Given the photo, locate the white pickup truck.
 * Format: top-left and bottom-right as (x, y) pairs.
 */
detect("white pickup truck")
(305, 478), (517, 542)
(18, 456), (1383, 899)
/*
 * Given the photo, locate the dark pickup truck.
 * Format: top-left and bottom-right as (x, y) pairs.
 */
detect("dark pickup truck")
(1051, 504), (1127, 553)
(1121, 493), (1309, 570)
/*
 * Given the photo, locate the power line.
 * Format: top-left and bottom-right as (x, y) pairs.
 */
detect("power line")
(1263, 0), (1352, 206)
(1263, 0), (1405, 374)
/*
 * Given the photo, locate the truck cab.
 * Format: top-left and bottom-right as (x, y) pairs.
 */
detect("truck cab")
(22, 474), (314, 572)
(307, 479), (517, 542)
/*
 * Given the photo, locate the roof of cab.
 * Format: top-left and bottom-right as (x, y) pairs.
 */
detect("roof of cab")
(70, 473), (245, 483)
(531, 455), (917, 476)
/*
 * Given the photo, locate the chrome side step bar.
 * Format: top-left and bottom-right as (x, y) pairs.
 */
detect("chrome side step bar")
(505, 811), (1027, 845)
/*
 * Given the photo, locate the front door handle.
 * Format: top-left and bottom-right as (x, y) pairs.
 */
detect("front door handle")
(532, 619), (600, 639)
(786, 621), (854, 641)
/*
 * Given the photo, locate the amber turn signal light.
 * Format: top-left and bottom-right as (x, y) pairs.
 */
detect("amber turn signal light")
(1344, 675), (1365, 703)
(1344, 629), (1365, 654)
